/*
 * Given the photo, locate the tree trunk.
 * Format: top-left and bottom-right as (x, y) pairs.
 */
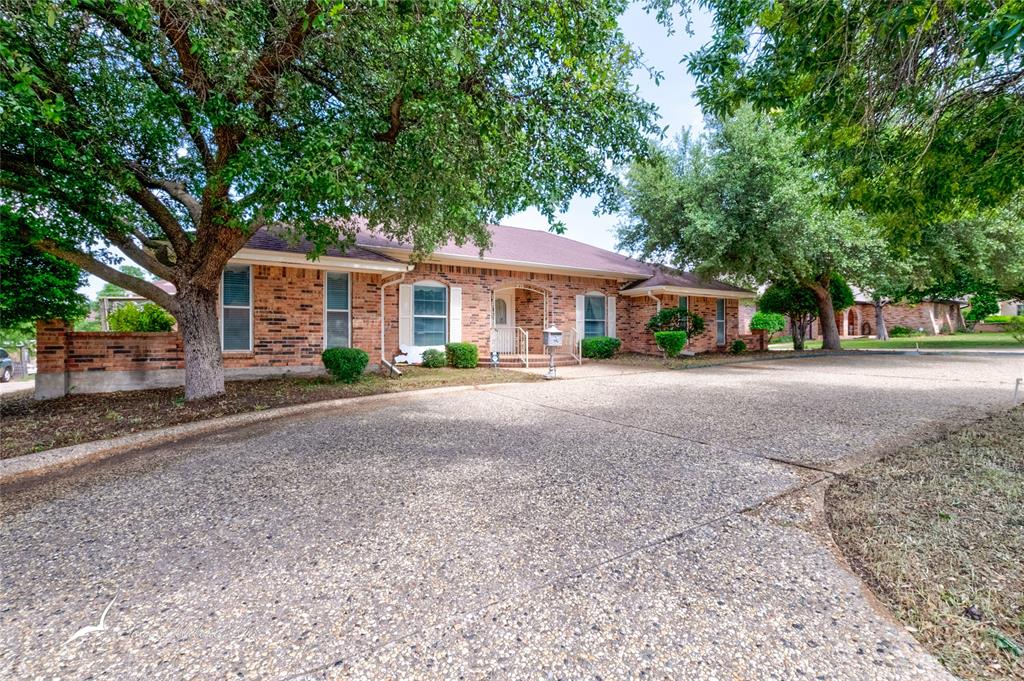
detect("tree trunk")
(177, 285), (225, 400)
(810, 282), (842, 350)
(791, 317), (805, 351)
(874, 301), (888, 340)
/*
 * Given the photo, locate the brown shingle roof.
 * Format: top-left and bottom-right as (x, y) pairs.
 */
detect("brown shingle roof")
(244, 227), (401, 263)
(622, 264), (753, 295)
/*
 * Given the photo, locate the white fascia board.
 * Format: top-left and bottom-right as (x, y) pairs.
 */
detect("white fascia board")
(362, 246), (648, 281)
(230, 248), (412, 274)
(619, 285), (754, 300)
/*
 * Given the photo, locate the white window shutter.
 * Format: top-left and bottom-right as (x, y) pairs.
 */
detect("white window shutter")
(575, 295), (585, 336)
(607, 296), (617, 338)
(398, 284), (413, 346)
(449, 287), (462, 342)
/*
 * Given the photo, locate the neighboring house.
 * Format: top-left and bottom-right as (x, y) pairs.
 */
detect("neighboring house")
(807, 287), (965, 338)
(98, 280), (177, 330)
(998, 299), (1024, 317)
(35, 223), (756, 398)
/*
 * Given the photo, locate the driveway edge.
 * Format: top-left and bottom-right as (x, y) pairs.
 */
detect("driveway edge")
(0, 383), (503, 486)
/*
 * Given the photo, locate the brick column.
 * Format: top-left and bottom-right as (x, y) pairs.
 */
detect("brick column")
(34, 319), (69, 400)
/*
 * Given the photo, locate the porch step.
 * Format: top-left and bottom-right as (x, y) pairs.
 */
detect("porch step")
(494, 353), (581, 368)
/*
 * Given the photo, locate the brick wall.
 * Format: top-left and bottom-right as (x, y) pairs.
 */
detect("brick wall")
(617, 293), (743, 355)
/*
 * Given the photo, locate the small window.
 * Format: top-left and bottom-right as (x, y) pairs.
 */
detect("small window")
(222, 265), (251, 351)
(584, 293), (606, 338)
(494, 297), (508, 325)
(413, 282), (447, 346)
(325, 272), (350, 349)
(678, 297), (688, 313)
(715, 298), (726, 346)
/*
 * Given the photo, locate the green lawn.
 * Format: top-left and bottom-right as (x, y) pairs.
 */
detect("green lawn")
(769, 332), (1022, 351)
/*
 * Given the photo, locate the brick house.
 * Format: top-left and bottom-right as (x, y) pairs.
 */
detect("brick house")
(35, 224), (755, 399)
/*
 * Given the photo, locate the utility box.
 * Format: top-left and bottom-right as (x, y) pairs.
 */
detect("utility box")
(542, 325), (563, 348)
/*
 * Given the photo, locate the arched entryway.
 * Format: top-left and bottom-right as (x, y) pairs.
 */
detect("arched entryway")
(490, 285), (550, 356)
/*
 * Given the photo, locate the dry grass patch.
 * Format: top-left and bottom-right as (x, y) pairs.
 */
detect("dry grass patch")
(0, 367), (539, 459)
(827, 407), (1024, 680)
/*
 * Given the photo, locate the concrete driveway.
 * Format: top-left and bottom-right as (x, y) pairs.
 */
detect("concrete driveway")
(1, 354), (1019, 680)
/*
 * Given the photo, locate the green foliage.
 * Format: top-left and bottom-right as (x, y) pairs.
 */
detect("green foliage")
(759, 277), (853, 319)
(445, 342), (479, 368)
(984, 315), (1022, 324)
(1007, 317), (1024, 344)
(645, 307), (706, 336)
(888, 326), (922, 338)
(106, 303), (176, 332)
(965, 292), (1000, 321)
(0, 321), (37, 350)
(653, 331), (687, 357)
(729, 339), (747, 354)
(0, 210), (87, 325)
(321, 347), (369, 383)
(581, 336), (621, 359)
(689, 2), (1024, 239)
(750, 312), (786, 336)
(420, 348), (446, 368)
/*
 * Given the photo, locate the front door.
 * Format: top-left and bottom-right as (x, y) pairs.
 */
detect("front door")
(492, 290), (516, 353)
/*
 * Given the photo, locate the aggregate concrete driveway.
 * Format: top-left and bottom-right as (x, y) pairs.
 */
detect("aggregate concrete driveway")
(2, 354), (1020, 680)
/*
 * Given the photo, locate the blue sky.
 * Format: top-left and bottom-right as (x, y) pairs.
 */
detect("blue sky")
(81, 3), (710, 297)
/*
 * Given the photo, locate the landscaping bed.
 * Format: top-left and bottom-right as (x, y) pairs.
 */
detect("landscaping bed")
(0, 367), (539, 460)
(770, 332), (1023, 351)
(607, 349), (834, 369)
(827, 407), (1024, 680)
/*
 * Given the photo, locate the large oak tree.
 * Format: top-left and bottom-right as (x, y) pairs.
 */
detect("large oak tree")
(1, 0), (663, 399)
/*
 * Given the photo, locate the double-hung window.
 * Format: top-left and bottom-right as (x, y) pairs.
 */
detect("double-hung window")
(715, 298), (726, 346)
(413, 282), (447, 346)
(584, 293), (606, 338)
(222, 265), (252, 351)
(325, 272), (351, 348)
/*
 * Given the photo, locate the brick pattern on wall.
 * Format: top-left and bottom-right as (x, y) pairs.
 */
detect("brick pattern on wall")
(37, 262), (754, 393)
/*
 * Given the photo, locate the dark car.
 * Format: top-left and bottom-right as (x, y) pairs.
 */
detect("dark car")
(0, 348), (13, 382)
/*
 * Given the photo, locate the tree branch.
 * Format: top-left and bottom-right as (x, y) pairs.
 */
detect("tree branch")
(150, 0), (213, 102)
(246, 0), (323, 117)
(102, 228), (177, 281)
(128, 162), (203, 227)
(33, 239), (181, 315)
(122, 183), (193, 259)
(374, 91), (405, 144)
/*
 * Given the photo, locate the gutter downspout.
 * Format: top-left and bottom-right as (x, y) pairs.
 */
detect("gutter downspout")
(380, 272), (407, 376)
(646, 291), (662, 313)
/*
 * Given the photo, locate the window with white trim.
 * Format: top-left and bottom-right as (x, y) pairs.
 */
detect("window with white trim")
(715, 298), (726, 346)
(413, 282), (447, 346)
(325, 272), (350, 348)
(222, 265), (251, 351)
(584, 293), (606, 338)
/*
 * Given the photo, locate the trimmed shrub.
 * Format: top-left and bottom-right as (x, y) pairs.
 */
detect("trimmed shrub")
(888, 325), (921, 337)
(654, 330), (687, 357)
(420, 348), (446, 368)
(107, 302), (176, 332)
(1008, 316), (1024, 344)
(730, 339), (747, 354)
(645, 307), (706, 336)
(581, 335), (621, 359)
(983, 315), (1019, 324)
(321, 347), (369, 383)
(750, 311), (786, 340)
(445, 342), (479, 368)
(965, 291), (999, 321)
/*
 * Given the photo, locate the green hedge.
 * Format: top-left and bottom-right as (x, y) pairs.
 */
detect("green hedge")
(730, 338), (747, 354)
(983, 315), (1021, 324)
(420, 348), (446, 368)
(321, 347), (369, 383)
(581, 335), (621, 359)
(107, 302), (176, 332)
(445, 342), (479, 368)
(654, 330), (687, 357)
(888, 325), (922, 337)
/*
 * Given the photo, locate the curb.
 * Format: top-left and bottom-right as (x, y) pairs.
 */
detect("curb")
(0, 383), (509, 486)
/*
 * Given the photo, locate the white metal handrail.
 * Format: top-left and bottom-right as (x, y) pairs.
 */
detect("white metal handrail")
(565, 327), (582, 365)
(490, 326), (530, 367)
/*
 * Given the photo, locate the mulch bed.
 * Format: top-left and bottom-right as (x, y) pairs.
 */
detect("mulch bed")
(827, 407), (1024, 680)
(0, 367), (539, 460)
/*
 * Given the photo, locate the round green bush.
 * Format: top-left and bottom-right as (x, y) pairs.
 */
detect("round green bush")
(445, 342), (479, 368)
(581, 335), (621, 359)
(645, 308), (706, 336)
(107, 302), (176, 332)
(654, 330), (687, 357)
(730, 338), (747, 354)
(321, 347), (369, 383)
(421, 348), (446, 368)
(750, 311), (785, 337)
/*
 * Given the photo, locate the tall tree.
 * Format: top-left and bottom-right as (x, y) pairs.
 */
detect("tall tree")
(0, 208), (88, 326)
(617, 108), (883, 350)
(1, 0), (662, 400)
(688, 1), (1024, 244)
